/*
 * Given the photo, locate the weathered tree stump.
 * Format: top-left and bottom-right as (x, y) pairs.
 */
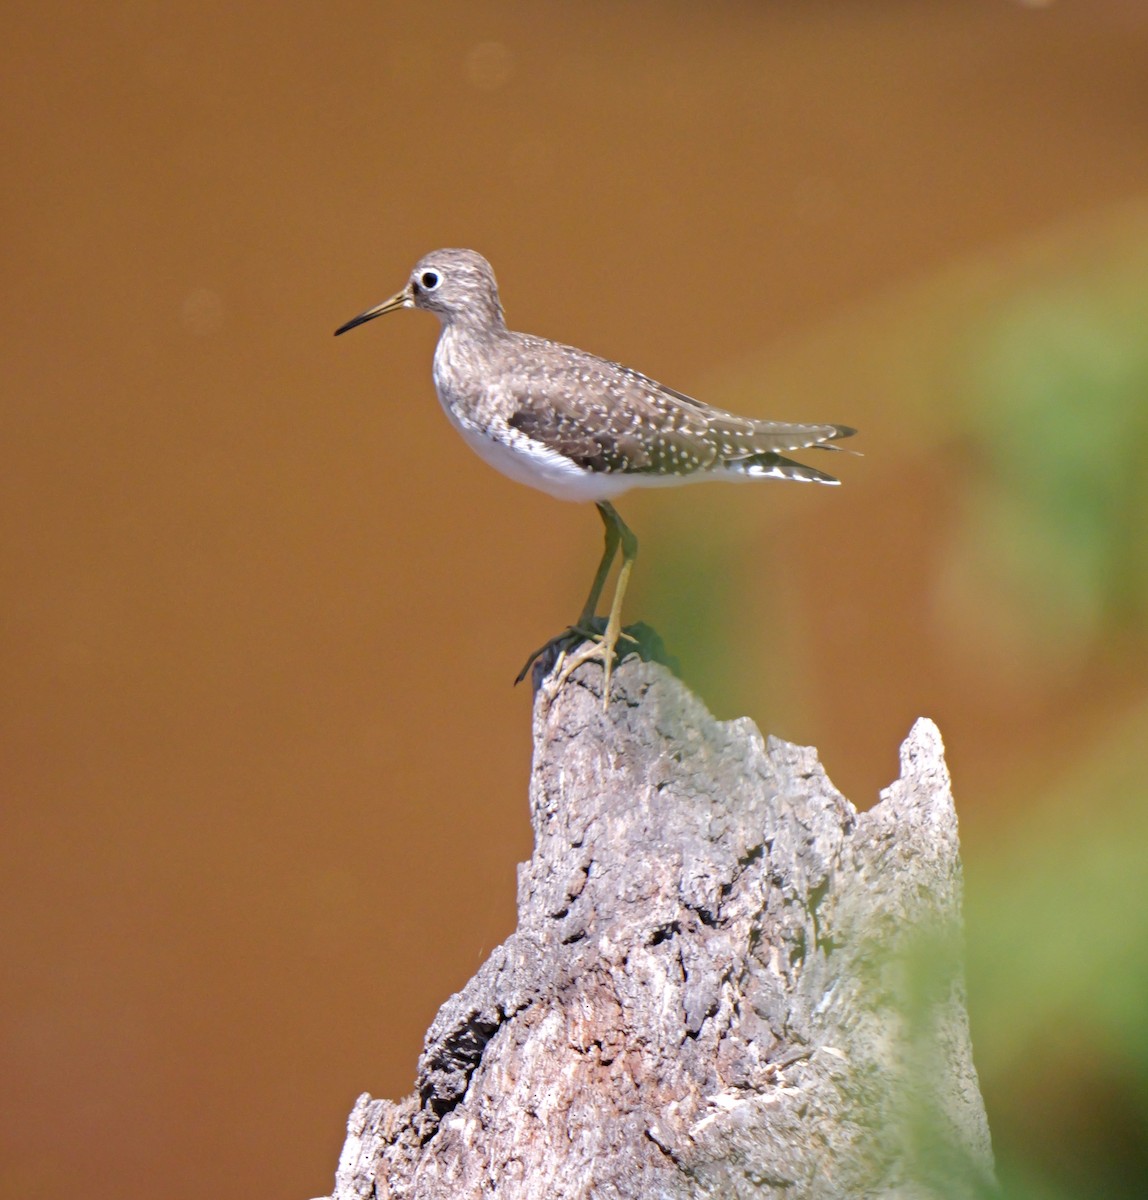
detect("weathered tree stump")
(326, 658), (994, 1199)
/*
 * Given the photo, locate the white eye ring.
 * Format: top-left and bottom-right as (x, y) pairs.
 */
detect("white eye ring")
(419, 270), (442, 291)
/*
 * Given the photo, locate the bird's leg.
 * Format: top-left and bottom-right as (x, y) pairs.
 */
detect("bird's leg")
(576, 500), (622, 627)
(554, 502), (639, 707)
(515, 503), (640, 699)
(514, 502), (618, 685)
(597, 504), (639, 703)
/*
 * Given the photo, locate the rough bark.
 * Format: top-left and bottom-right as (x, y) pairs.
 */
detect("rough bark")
(326, 657), (994, 1199)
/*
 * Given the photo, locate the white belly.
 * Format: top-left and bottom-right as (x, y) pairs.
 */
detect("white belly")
(442, 404), (636, 503)
(438, 403), (767, 503)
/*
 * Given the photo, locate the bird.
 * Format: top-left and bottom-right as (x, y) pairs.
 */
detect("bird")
(335, 248), (855, 706)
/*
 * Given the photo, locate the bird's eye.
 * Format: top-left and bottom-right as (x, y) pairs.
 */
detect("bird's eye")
(420, 270), (441, 291)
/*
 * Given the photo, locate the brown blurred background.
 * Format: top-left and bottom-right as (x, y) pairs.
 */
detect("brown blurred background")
(4, 3), (1148, 1198)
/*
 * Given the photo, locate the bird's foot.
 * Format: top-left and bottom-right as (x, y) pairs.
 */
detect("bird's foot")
(514, 618), (621, 688)
(552, 628), (629, 710)
(515, 620), (673, 707)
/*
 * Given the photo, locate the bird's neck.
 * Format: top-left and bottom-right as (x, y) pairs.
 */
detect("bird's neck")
(440, 296), (507, 338)
(434, 315), (511, 396)
(436, 309), (510, 366)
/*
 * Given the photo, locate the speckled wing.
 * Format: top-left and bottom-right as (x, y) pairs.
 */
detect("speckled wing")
(503, 339), (855, 482)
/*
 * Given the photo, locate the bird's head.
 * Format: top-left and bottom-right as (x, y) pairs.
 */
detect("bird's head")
(335, 248), (506, 336)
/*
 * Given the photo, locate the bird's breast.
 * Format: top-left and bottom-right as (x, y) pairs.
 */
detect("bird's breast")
(427, 336), (626, 502)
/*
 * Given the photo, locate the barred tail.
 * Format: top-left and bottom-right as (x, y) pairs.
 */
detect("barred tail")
(736, 451), (841, 484)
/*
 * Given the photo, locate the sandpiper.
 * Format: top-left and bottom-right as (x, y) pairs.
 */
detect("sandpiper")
(336, 249), (855, 704)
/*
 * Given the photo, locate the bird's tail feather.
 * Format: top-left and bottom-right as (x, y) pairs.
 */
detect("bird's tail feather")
(734, 451), (841, 484)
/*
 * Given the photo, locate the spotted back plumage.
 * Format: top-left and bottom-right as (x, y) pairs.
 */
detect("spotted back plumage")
(499, 340), (852, 483)
(338, 248), (856, 501)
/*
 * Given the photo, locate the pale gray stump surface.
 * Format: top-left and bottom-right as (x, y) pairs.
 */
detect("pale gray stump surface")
(327, 658), (994, 1200)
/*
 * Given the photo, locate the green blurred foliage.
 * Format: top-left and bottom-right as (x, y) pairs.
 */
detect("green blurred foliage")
(953, 276), (1148, 671)
(964, 699), (1148, 1200)
(955, 259), (1148, 1196)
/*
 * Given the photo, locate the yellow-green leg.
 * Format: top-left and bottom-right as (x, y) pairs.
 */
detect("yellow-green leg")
(575, 501), (622, 626)
(555, 501), (639, 707)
